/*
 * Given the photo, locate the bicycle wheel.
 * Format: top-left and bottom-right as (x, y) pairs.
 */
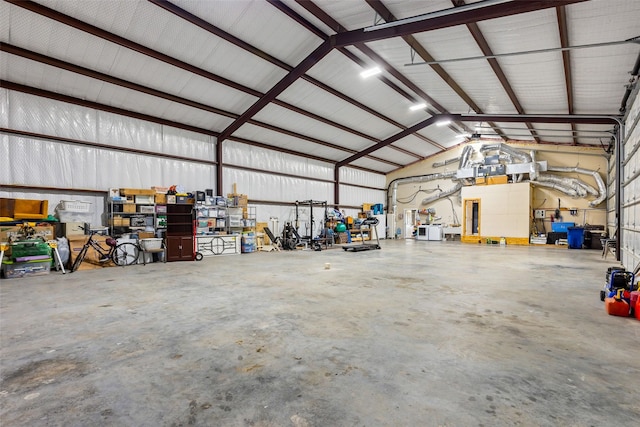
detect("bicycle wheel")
(112, 243), (140, 266)
(70, 246), (88, 273)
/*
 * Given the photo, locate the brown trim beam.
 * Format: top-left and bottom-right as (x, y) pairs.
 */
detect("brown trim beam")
(150, 0), (423, 160)
(337, 113), (621, 167)
(556, 5), (578, 145)
(1, 80), (220, 137)
(333, 0), (587, 47)
(217, 40), (333, 142)
(1, 128), (217, 165)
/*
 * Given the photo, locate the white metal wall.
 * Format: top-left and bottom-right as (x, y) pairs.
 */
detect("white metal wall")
(1, 88), (387, 230)
(621, 87), (640, 270)
(0, 88), (215, 226)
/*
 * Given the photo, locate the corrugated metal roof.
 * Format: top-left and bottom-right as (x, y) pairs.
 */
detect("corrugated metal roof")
(2, 0), (638, 175)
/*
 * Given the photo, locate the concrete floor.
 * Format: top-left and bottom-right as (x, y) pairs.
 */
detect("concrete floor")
(1, 239), (639, 426)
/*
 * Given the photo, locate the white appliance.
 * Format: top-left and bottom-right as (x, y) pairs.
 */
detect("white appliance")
(427, 225), (443, 241)
(416, 225), (443, 241)
(416, 225), (429, 241)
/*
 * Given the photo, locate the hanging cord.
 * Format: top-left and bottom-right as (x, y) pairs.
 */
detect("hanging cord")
(445, 197), (460, 226)
(396, 187), (441, 204)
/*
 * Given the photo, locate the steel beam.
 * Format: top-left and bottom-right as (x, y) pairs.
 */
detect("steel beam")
(333, 0), (587, 48)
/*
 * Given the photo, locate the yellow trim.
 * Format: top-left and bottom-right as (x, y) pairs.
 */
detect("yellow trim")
(461, 235), (482, 244)
(461, 236), (530, 246)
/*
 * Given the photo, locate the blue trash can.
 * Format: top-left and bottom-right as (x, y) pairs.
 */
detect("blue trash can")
(567, 227), (584, 249)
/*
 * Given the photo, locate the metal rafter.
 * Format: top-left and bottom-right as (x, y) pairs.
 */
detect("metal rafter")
(217, 40), (332, 142)
(2, 80), (220, 137)
(333, 0), (588, 47)
(451, 0), (540, 143)
(1, 43), (402, 167)
(268, 0), (445, 151)
(292, 0), (455, 146)
(364, 0), (503, 139)
(337, 113), (621, 167)
(5, 0), (395, 162)
(556, 5), (578, 145)
(148, 0), (423, 160)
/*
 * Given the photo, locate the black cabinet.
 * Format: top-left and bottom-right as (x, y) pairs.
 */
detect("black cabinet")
(166, 204), (194, 262)
(166, 235), (194, 261)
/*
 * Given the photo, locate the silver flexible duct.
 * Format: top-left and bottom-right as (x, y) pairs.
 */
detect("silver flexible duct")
(421, 183), (463, 205)
(432, 157), (460, 168)
(390, 171), (458, 215)
(480, 143), (532, 163)
(529, 150), (540, 181)
(546, 166), (606, 207)
(458, 146), (473, 170)
(530, 180), (580, 198)
(481, 143), (531, 182)
(535, 173), (599, 198)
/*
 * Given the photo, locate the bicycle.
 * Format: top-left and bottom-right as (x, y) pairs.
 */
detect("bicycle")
(70, 226), (140, 272)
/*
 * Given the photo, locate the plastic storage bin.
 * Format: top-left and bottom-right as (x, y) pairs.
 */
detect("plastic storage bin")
(11, 240), (51, 260)
(551, 222), (575, 232)
(2, 258), (52, 278)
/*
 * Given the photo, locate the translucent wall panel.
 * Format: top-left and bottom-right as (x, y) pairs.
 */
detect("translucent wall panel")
(0, 88), (8, 127)
(621, 89), (640, 269)
(4, 89), (216, 189)
(1, 134), (214, 190)
(224, 141), (332, 180)
(8, 91), (97, 141)
(223, 167), (333, 204)
(339, 167), (386, 209)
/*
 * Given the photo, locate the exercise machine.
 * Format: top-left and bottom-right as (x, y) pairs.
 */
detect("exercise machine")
(343, 217), (381, 252)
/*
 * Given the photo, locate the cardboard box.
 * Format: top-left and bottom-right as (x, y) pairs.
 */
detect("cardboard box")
(155, 194), (167, 204)
(151, 186), (169, 194)
(109, 217), (130, 227)
(167, 195), (176, 204)
(139, 206), (155, 214)
(138, 232), (155, 239)
(62, 222), (87, 237)
(123, 204), (137, 213)
(120, 188), (155, 196)
(67, 235), (115, 270)
(0, 225), (55, 243)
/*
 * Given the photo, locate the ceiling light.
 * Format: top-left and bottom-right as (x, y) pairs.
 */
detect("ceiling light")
(409, 103), (427, 111)
(360, 67), (382, 78)
(436, 119), (452, 127)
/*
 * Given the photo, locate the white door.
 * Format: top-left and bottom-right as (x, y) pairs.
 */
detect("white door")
(404, 209), (416, 239)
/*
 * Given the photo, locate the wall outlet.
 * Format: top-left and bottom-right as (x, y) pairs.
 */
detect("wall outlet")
(534, 209), (545, 219)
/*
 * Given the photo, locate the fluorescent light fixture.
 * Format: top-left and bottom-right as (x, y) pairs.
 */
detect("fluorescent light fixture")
(360, 67), (382, 78)
(436, 119), (452, 127)
(409, 102), (427, 111)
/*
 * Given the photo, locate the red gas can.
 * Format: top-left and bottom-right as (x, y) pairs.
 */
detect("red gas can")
(605, 297), (630, 317)
(636, 296), (640, 320)
(629, 291), (640, 320)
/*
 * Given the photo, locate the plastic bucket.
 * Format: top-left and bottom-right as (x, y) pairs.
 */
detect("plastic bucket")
(567, 227), (584, 249)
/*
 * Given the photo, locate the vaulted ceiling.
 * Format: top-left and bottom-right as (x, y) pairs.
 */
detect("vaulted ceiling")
(2, 0), (639, 175)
